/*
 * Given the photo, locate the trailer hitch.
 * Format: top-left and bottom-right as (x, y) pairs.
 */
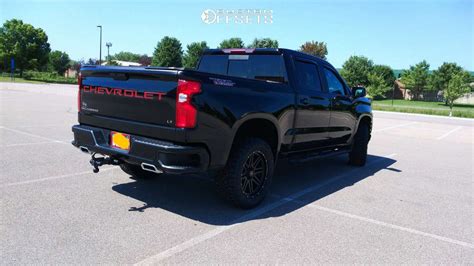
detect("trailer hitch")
(90, 153), (119, 173)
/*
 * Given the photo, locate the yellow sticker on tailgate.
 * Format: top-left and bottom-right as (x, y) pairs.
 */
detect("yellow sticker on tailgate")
(111, 131), (130, 151)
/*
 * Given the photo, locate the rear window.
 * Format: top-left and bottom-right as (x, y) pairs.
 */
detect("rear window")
(198, 54), (287, 83)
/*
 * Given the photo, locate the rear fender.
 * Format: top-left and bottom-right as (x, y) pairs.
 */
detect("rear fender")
(229, 113), (282, 153)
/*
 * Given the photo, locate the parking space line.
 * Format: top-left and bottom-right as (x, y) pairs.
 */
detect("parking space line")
(436, 126), (463, 140)
(1, 140), (63, 148)
(281, 198), (474, 249)
(0, 126), (68, 144)
(373, 122), (418, 133)
(5, 123), (72, 129)
(0, 167), (116, 188)
(134, 153), (397, 265)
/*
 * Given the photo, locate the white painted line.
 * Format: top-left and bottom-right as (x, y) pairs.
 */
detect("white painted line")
(282, 198), (474, 249)
(134, 153), (397, 265)
(373, 122), (418, 133)
(9, 123), (72, 129)
(1, 140), (63, 148)
(436, 126), (463, 140)
(0, 126), (68, 144)
(0, 167), (116, 188)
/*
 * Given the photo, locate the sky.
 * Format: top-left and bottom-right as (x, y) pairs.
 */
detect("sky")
(1, 0), (473, 70)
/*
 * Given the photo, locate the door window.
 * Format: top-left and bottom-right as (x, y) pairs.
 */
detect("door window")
(323, 68), (345, 95)
(294, 60), (322, 92)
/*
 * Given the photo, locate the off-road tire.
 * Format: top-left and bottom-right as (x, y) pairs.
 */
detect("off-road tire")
(216, 138), (274, 209)
(349, 122), (369, 166)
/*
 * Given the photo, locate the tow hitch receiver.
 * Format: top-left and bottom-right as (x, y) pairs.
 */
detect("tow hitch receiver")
(90, 153), (119, 173)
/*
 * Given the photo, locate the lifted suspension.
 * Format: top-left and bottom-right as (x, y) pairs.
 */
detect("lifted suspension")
(89, 153), (120, 173)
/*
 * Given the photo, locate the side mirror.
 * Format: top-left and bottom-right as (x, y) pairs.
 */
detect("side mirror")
(352, 86), (366, 98)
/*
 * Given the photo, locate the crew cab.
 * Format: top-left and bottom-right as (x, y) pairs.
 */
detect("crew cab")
(72, 48), (372, 208)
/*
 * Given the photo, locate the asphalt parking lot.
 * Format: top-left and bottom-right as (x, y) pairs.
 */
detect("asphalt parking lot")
(1, 82), (473, 264)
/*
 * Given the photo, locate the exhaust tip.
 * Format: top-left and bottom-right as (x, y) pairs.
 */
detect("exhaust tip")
(79, 146), (90, 154)
(141, 163), (163, 174)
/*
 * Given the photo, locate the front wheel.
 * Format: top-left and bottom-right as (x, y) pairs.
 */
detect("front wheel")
(349, 123), (369, 166)
(216, 138), (274, 209)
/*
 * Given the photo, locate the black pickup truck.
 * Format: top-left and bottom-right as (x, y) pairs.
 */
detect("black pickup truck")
(72, 48), (372, 208)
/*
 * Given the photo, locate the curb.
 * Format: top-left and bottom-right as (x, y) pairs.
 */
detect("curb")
(373, 110), (473, 121)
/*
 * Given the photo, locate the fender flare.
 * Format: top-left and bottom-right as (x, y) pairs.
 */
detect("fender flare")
(356, 113), (373, 130)
(351, 113), (373, 143)
(230, 113), (282, 153)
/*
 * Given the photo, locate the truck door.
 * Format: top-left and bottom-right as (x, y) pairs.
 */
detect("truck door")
(292, 59), (331, 151)
(321, 66), (357, 145)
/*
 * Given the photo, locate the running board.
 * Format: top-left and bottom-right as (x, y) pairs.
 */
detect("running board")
(287, 148), (350, 164)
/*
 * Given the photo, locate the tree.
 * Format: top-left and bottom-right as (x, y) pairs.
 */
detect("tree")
(87, 58), (98, 65)
(183, 41), (208, 68)
(70, 60), (82, 73)
(138, 55), (152, 66)
(0, 19), (51, 76)
(372, 64), (395, 88)
(48, 50), (70, 75)
(444, 71), (471, 116)
(367, 73), (391, 99)
(400, 60), (430, 100)
(299, 41), (328, 60)
(218, 38), (244, 49)
(248, 38), (279, 48)
(152, 36), (183, 67)
(340, 56), (374, 87)
(111, 51), (141, 62)
(429, 62), (464, 92)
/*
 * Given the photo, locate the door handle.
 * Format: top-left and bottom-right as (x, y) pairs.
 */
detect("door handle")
(300, 97), (309, 105)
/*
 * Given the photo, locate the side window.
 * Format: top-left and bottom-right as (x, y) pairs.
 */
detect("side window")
(294, 60), (322, 92)
(323, 67), (345, 95)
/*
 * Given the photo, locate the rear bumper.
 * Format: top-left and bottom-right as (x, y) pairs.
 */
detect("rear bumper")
(71, 124), (209, 174)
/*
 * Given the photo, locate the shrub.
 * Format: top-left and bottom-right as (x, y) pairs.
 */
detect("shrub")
(23, 71), (77, 84)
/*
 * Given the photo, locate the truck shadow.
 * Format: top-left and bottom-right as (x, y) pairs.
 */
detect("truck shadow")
(112, 154), (398, 225)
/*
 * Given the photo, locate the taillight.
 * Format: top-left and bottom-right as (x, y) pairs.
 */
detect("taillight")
(176, 79), (201, 128)
(77, 73), (82, 112)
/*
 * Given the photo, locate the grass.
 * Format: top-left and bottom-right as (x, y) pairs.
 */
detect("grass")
(372, 99), (474, 118)
(22, 71), (77, 84)
(0, 72), (77, 85)
(0, 76), (45, 84)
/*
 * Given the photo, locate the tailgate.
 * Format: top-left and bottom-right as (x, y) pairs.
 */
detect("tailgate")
(79, 67), (178, 127)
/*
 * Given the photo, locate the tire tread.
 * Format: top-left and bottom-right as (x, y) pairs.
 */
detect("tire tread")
(216, 138), (274, 209)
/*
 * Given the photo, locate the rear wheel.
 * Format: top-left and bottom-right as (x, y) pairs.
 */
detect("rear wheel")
(119, 163), (159, 179)
(216, 138), (274, 209)
(349, 122), (369, 166)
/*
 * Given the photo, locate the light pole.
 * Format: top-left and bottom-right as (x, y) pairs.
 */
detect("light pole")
(391, 84), (395, 106)
(97, 25), (102, 65)
(106, 42), (112, 63)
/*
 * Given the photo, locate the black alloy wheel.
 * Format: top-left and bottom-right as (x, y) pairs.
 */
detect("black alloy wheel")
(241, 151), (267, 196)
